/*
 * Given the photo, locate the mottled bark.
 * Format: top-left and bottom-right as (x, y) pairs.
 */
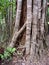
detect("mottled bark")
(37, 0), (42, 58)
(8, 1), (47, 65)
(5, 8), (10, 41)
(30, 0), (38, 58)
(19, 0), (27, 46)
(41, 0), (47, 36)
(9, 0), (22, 47)
(40, 0), (47, 56)
(9, 0), (13, 38)
(14, 0), (22, 32)
(25, 0), (32, 55)
(9, 22), (26, 47)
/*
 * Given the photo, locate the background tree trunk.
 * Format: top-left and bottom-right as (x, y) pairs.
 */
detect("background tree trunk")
(9, 0), (13, 39)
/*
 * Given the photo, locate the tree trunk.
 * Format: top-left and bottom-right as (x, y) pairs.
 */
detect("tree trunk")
(25, 0), (32, 55)
(8, 0), (47, 65)
(41, 0), (47, 37)
(5, 8), (10, 42)
(14, 0), (22, 32)
(9, 0), (13, 38)
(30, 0), (38, 59)
(9, 0), (22, 47)
(40, 0), (47, 55)
(9, 22), (26, 47)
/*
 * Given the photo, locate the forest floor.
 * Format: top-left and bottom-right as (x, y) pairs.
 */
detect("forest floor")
(1, 50), (49, 65)
(1, 35), (49, 65)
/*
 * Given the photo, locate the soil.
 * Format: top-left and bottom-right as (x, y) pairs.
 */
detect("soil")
(0, 35), (49, 65)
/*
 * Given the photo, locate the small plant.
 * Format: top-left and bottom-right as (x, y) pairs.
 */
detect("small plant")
(6, 47), (16, 53)
(0, 47), (16, 60)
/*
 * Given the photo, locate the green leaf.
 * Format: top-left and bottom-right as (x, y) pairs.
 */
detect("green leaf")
(0, 54), (4, 60)
(11, 48), (16, 53)
(6, 47), (12, 52)
(4, 51), (11, 59)
(6, 47), (16, 53)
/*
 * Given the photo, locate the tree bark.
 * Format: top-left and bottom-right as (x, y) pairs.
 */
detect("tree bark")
(40, 0), (47, 56)
(8, 1), (47, 65)
(30, 0), (38, 59)
(41, 0), (47, 36)
(9, 22), (26, 47)
(9, 0), (13, 38)
(25, 0), (32, 55)
(9, 0), (23, 47)
(14, 0), (22, 32)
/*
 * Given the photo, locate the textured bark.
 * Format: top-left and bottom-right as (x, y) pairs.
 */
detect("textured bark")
(25, 0), (32, 55)
(9, 0), (22, 47)
(14, 0), (22, 32)
(20, 0), (27, 28)
(5, 8), (10, 41)
(30, 0), (38, 58)
(9, 22), (26, 47)
(40, 0), (47, 49)
(41, 0), (47, 36)
(9, 0), (13, 38)
(37, 0), (42, 58)
(18, 0), (27, 46)
(8, 1), (47, 65)
(38, 0), (41, 19)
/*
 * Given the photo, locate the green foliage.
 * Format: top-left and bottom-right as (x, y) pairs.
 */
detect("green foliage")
(0, 0), (15, 15)
(0, 0), (16, 43)
(48, 0), (49, 2)
(47, 8), (49, 16)
(6, 47), (16, 53)
(0, 47), (16, 60)
(0, 54), (4, 60)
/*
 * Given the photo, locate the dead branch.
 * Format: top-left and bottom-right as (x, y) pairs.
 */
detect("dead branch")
(9, 22), (26, 47)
